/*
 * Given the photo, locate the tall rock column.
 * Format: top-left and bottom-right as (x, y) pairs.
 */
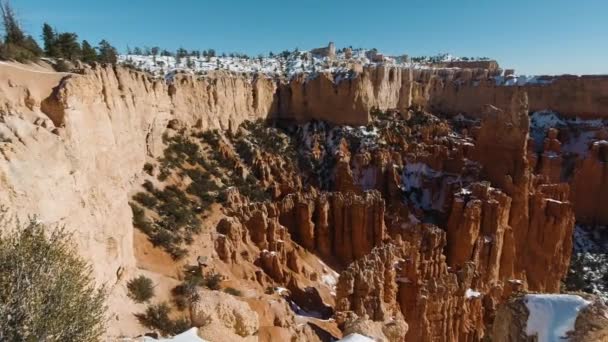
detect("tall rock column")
(472, 90), (530, 280)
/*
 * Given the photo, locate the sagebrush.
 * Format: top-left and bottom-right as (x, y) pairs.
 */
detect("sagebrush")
(0, 211), (107, 341)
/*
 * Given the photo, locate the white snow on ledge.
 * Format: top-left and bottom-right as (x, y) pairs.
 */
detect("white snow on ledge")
(524, 294), (590, 342)
(143, 328), (208, 342)
(338, 333), (375, 342)
(465, 288), (481, 299)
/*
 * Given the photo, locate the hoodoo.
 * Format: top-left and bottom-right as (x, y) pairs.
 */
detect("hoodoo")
(0, 2), (607, 341)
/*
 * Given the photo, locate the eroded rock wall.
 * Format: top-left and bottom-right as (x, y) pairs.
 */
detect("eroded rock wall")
(0, 63), (277, 337)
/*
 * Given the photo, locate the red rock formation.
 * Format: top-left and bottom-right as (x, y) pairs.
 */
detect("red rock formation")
(537, 128), (563, 183)
(279, 190), (386, 265)
(571, 140), (608, 224)
(446, 182), (511, 287)
(336, 225), (487, 342)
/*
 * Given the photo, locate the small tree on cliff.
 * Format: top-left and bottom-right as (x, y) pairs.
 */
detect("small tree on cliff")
(81, 39), (97, 63)
(0, 0), (42, 62)
(42, 22), (58, 57)
(0, 209), (107, 341)
(55, 32), (80, 60)
(97, 39), (118, 64)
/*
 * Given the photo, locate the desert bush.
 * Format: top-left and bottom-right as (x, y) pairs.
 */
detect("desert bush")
(130, 203), (153, 234)
(223, 287), (242, 296)
(204, 272), (222, 290)
(52, 59), (71, 72)
(142, 180), (155, 193)
(127, 275), (155, 303)
(135, 302), (190, 336)
(200, 130), (220, 148)
(0, 212), (106, 341)
(133, 192), (158, 209)
(143, 163), (155, 175)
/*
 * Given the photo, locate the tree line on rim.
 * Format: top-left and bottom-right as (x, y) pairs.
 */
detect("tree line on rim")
(0, 0), (118, 68)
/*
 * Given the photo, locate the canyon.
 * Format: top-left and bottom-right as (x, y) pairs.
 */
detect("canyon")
(0, 58), (607, 341)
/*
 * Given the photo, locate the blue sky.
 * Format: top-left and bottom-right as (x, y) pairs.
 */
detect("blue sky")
(12, 0), (608, 75)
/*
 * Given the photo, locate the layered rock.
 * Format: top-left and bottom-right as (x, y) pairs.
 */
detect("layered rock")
(336, 226), (487, 342)
(278, 190), (386, 265)
(571, 140), (608, 224)
(190, 288), (259, 341)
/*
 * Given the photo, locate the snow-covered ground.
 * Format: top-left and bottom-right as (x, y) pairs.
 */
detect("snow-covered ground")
(524, 294), (590, 342)
(494, 74), (554, 86)
(118, 47), (541, 86)
(529, 110), (606, 154)
(567, 225), (608, 302)
(119, 48), (415, 81)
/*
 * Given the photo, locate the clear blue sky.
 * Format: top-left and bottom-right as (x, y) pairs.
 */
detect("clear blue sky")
(12, 0), (608, 75)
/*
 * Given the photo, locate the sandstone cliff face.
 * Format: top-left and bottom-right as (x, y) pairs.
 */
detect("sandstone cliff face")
(279, 190), (386, 266)
(571, 140), (608, 224)
(0, 63), (277, 337)
(278, 65), (608, 126)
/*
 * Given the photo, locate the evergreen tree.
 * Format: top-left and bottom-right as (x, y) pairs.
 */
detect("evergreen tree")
(133, 46), (143, 55)
(176, 47), (188, 59)
(0, 0), (24, 45)
(0, 1), (41, 62)
(22, 35), (41, 56)
(150, 46), (159, 56)
(81, 40), (97, 63)
(97, 39), (117, 64)
(41, 23), (57, 57)
(55, 32), (80, 60)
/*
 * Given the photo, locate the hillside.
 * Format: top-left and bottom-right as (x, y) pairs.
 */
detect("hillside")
(0, 55), (607, 341)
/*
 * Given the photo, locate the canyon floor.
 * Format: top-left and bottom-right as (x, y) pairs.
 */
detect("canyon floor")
(1, 59), (608, 341)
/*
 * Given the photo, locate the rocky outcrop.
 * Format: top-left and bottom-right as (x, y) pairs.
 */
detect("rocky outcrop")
(336, 226), (487, 342)
(446, 182), (511, 287)
(0, 63), (278, 337)
(571, 140), (608, 224)
(279, 190), (386, 265)
(491, 294), (608, 342)
(469, 90), (576, 290)
(190, 288), (259, 341)
(537, 128), (563, 183)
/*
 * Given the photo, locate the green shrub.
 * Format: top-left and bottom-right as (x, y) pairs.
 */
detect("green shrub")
(204, 272), (222, 290)
(130, 203), (153, 234)
(127, 275), (155, 303)
(143, 163), (155, 175)
(142, 180), (155, 193)
(223, 287), (242, 296)
(133, 192), (158, 209)
(0, 213), (106, 341)
(135, 302), (190, 336)
(53, 59), (71, 72)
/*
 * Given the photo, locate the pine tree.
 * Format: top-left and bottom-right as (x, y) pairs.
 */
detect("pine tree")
(0, 0), (24, 45)
(41, 23), (57, 57)
(0, 1), (41, 62)
(81, 40), (97, 63)
(22, 35), (41, 56)
(97, 39), (117, 64)
(55, 32), (80, 60)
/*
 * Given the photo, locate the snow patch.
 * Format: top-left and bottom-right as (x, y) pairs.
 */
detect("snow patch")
(524, 294), (590, 342)
(143, 328), (208, 342)
(338, 333), (375, 342)
(465, 288), (481, 299)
